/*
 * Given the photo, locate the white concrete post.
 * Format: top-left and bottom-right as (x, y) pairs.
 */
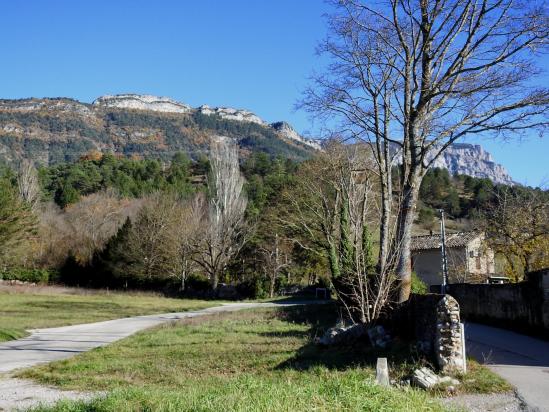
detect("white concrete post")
(376, 357), (390, 386)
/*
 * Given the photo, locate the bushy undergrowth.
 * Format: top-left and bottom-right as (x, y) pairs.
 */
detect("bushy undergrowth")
(0, 268), (58, 284)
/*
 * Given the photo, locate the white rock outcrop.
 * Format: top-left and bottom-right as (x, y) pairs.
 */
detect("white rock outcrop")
(0, 98), (93, 116)
(93, 94), (192, 114)
(198, 105), (266, 125)
(427, 143), (514, 185)
(270, 121), (322, 150)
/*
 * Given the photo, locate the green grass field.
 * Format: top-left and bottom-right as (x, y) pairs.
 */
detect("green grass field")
(21, 305), (509, 412)
(0, 286), (214, 342)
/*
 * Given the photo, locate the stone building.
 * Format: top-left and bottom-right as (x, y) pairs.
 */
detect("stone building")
(411, 231), (495, 287)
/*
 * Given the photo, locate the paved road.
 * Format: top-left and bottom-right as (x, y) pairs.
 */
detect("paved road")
(465, 322), (549, 412)
(0, 301), (316, 374)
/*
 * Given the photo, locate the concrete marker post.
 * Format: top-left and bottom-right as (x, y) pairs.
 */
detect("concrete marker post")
(376, 357), (390, 386)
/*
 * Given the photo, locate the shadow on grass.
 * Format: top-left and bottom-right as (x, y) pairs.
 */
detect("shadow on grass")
(257, 330), (310, 339)
(272, 304), (431, 375)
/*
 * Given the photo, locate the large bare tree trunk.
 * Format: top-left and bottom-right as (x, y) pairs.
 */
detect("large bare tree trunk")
(377, 138), (392, 274)
(395, 178), (420, 302)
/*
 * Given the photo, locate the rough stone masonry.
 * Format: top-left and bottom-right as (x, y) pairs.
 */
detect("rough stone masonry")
(436, 295), (466, 374)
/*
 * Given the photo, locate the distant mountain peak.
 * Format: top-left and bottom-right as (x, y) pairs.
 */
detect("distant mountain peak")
(197, 104), (266, 125)
(427, 143), (514, 185)
(93, 94), (322, 150)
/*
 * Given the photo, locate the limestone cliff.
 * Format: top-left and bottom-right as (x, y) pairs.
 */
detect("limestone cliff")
(270, 121), (322, 150)
(93, 94), (192, 114)
(427, 143), (514, 185)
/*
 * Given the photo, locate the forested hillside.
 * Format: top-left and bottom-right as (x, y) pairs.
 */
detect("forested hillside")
(2, 145), (546, 295)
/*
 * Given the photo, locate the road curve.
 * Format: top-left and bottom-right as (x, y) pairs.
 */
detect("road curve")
(0, 301), (318, 374)
(465, 322), (549, 412)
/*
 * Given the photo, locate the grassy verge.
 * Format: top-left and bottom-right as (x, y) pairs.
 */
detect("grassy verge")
(19, 305), (501, 412)
(453, 359), (512, 393)
(0, 287), (215, 342)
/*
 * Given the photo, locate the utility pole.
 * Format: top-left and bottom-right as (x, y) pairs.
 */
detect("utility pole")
(439, 209), (449, 294)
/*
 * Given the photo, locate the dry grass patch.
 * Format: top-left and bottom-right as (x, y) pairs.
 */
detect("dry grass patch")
(0, 285), (214, 342)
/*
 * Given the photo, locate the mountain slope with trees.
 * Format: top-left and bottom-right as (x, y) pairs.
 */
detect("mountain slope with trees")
(0, 97), (313, 166)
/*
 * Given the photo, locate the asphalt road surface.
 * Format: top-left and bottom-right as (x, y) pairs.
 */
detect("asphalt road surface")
(465, 322), (549, 412)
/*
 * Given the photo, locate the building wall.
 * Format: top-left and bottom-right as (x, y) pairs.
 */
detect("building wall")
(412, 247), (466, 286)
(464, 236), (495, 280)
(412, 237), (495, 286)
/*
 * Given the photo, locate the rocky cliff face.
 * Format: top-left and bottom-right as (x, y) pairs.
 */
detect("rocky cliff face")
(198, 105), (266, 125)
(428, 143), (514, 185)
(270, 121), (322, 150)
(93, 95), (321, 148)
(93, 94), (192, 113)
(0, 97), (93, 116)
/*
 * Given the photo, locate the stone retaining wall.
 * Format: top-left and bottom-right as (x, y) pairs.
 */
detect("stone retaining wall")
(444, 269), (549, 338)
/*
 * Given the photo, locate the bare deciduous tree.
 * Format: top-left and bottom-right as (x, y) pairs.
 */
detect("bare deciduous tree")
(281, 142), (397, 322)
(192, 137), (249, 289)
(32, 202), (75, 268)
(121, 193), (200, 286)
(65, 189), (140, 263)
(259, 233), (291, 298)
(174, 194), (203, 290)
(17, 159), (40, 212)
(302, 0), (548, 302)
(483, 187), (549, 279)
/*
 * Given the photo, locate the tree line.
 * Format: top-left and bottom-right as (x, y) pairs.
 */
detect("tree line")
(1, 139), (547, 303)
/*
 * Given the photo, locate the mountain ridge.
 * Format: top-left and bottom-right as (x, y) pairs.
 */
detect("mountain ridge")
(0, 94), (514, 184)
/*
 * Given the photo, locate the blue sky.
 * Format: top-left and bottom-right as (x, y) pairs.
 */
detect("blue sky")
(0, 0), (546, 186)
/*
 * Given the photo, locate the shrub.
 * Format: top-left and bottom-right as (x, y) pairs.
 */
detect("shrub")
(0, 268), (57, 284)
(236, 277), (268, 299)
(411, 271), (428, 294)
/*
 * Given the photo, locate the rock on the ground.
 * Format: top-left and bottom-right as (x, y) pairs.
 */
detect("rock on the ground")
(316, 323), (368, 346)
(439, 376), (460, 386)
(412, 367), (440, 389)
(0, 378), (97, 411)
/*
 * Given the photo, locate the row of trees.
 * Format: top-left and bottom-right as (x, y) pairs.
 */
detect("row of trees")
(2, 141), (548, 317)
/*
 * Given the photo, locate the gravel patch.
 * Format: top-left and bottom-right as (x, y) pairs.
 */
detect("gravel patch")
(441, 392), (528, 412)
(0, 378), (98, 411)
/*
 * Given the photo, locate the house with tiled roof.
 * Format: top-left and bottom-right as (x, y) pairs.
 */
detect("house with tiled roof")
(411, 231), (495, 287)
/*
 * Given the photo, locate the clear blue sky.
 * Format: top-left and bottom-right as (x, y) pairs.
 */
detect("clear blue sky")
(0, 0), (546, 186)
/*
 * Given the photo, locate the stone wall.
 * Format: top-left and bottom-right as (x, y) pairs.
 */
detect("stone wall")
(435, 296), (466, 374)
(444, 269), (549, 338)
(385, 294), (465, 373)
